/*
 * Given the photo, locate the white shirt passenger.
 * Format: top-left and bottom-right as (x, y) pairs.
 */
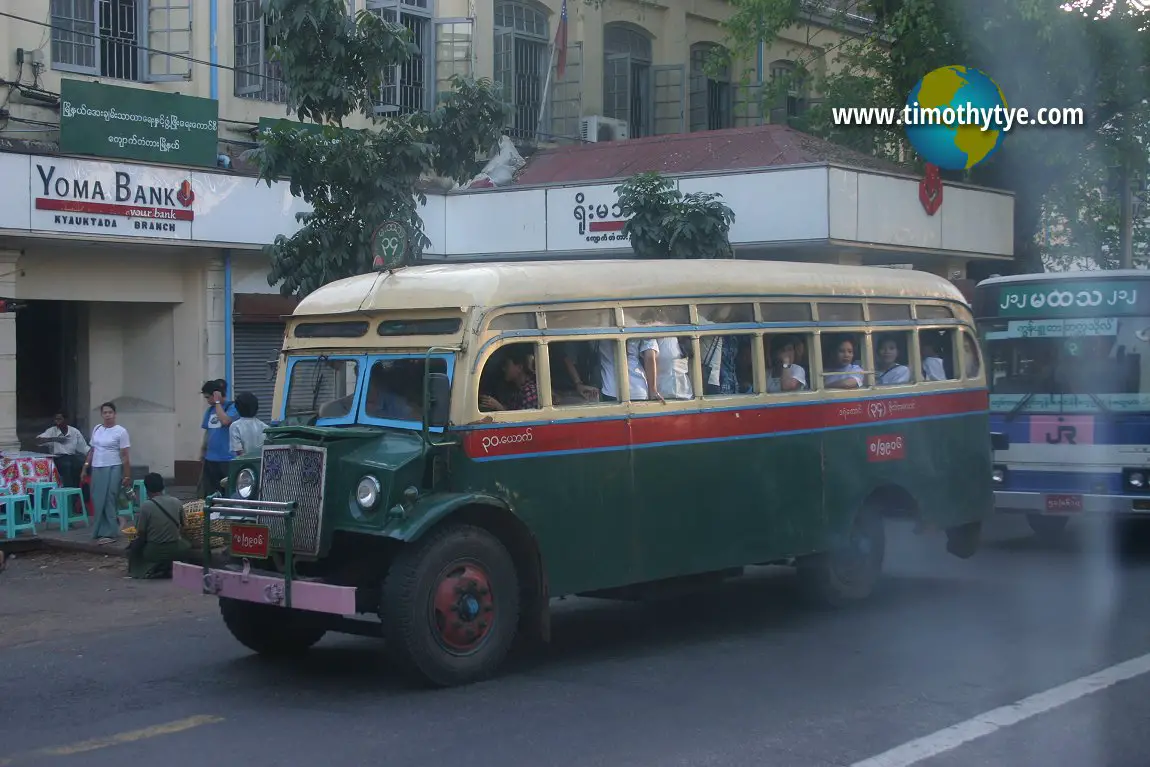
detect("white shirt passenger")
(767, 364), (808, 393)
(654, 337), (693, 400)
(90, 424), (130, 468)
(922, 357), (947, 381)
(877, 364), (911, 385)
(825, 364), (864, 388)
(596, 338), (658, 400)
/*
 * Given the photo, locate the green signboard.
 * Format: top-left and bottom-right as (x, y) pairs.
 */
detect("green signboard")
(59, 79), (219, 167)
(990, 280), (1150, 318)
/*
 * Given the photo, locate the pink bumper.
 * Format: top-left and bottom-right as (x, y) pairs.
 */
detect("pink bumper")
(172, 561), (357, 616)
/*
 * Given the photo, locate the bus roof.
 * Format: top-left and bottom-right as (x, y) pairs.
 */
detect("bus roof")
(294, 260), (968, 316)
(977, 269), (1150, 288)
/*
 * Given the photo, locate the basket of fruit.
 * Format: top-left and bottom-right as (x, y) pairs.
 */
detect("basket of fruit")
(123, 525), (138, 541)
(181, 500), (231, 549)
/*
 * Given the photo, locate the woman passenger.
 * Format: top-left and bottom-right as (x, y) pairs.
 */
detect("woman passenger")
(766, 335), (807, 392)
(875, 335), (911, 385)
(480, 347), (538, 411)
(82, 402), (131, 545)
(824, 336), (865, 389)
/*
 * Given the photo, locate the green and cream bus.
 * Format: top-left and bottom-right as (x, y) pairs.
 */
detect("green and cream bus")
(174, 259), (994, 687)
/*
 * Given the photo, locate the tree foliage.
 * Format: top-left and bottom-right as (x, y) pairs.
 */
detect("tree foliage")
(616, 172), (736, 259)
(717, 0), (1150, 273)
(247, 0), (508, 297)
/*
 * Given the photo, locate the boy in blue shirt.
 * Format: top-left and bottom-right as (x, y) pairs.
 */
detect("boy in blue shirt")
(200, 379), (238, 497)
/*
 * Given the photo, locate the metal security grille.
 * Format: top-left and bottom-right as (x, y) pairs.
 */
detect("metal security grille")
(370, 4), (430, 115)
(51, 0), (98, 70)
(259, 445), (327, 557)
(99, 0), (140, 80)
(232, 322), (285, 423)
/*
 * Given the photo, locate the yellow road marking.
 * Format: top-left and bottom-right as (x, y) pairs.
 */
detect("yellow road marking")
(0, 715), (223, 764)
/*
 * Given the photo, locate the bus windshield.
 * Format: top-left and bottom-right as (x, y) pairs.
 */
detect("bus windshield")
(281, 354), (449, 426)
(984, 315), (1150, 413)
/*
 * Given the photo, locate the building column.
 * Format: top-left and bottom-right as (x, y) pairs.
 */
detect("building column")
(0, 250), (20, 451)
(206, 254), (226, 384)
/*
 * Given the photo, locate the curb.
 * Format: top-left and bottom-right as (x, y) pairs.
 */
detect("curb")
(36, 535), (129, 559)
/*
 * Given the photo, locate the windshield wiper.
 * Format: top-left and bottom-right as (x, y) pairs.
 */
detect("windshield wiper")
(310, 354), (330, 414)
(1005, 390), (1036, 422)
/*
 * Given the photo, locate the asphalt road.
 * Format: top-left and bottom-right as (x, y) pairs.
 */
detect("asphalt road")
(3, 514), (1150, 767)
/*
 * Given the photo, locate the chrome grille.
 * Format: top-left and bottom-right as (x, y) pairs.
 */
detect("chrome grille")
(258, 445), (327, 557)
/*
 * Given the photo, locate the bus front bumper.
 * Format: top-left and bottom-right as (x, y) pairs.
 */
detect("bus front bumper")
(172, 561), (357, 615)
(995, 491), (1150, 516)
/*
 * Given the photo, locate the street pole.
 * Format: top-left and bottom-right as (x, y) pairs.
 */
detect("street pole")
(1120, 159), (1135, 269)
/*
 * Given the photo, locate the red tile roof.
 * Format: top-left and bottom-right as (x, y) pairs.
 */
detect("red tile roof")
(513, 124), (907, 186)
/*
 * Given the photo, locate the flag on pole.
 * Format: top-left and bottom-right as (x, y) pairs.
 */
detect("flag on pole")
(555, 0), (568, 79)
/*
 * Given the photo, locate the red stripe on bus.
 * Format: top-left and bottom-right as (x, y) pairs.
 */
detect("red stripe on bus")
(462, 389), (987, 459)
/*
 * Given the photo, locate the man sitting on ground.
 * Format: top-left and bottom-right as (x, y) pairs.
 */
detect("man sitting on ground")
(127, 473), (192, 579)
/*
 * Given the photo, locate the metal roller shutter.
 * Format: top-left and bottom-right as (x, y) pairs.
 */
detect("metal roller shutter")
(232, 323), (285, 422)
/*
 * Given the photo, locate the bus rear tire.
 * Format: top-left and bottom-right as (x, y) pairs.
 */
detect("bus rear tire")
(219, 598), (327, 656)
(797, 506), (885, 607)
(381, 524), (520, 688)
(1027, 514), (1069, 543)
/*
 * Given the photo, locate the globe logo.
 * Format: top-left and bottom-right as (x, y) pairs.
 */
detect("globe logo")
(904, 66), (1009, 171)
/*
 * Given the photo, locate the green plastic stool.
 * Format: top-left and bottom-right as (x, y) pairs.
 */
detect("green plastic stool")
(27, 481), (58, 524)
(46, 487), (87, 532)
(0, 495), (35, 538)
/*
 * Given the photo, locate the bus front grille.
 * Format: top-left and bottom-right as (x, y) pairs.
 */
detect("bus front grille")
(258, 444), (327, 557)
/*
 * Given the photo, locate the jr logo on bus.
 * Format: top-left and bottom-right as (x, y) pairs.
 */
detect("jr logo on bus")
(1028, 416), (1094, 446)
(867, 434), (905, 462)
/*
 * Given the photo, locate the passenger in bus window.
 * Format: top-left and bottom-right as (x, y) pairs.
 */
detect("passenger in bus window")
(875, 334), (911, 385)
(701, 335), (748, 394)
(654, 336), (693, 399)
(920, 337), (947, 381)
(766, 335), (808, 392)
(963, 334), (981, 378)
(479, 346), (538, 411)
(824, 335), (864, 389)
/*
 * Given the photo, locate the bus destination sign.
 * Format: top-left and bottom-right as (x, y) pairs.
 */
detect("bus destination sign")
(991, 281), (1149, 318)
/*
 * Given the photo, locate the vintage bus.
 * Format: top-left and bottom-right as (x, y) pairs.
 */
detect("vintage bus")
(975, 270), (1150, 541)
(174, 259), (993, 687)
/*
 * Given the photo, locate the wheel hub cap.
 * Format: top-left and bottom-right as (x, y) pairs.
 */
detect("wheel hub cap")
(431, 563), (495, 653)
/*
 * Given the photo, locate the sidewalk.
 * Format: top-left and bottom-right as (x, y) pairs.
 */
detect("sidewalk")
(2, 486), (202, 559)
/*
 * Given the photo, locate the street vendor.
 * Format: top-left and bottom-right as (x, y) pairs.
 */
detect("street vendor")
(35, 412), (89, 487)
(127, 473), (192, 579)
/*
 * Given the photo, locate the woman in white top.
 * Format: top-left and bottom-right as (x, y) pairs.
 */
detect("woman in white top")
(82, 401), (132, 544)
(824, 336), (865, 389)
(874, 335), (912, 385)
(766, 335), (808, 393)
(653, 336), (693, 400)
(920, 337), (947, 381)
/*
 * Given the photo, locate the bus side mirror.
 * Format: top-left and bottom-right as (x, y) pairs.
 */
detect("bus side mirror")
(426, 373), (451, 429)
(990, 432), (1009, 451)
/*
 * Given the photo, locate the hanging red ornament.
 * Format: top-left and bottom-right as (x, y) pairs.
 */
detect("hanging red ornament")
(919, 162), (943, 215)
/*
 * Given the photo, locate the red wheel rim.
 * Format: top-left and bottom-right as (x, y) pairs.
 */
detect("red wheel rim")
(430, 560), (496, 654)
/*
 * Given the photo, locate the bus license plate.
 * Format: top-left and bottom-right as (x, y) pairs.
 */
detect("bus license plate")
(229, 523), (271, 558)
(1045, 494), (1084, 512)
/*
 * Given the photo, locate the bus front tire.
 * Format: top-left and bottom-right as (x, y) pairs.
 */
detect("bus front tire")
(797, 506), (885, 607)
(381, 524), (520, 688)
(1027, 514), (1069, 542)
(219, 598), (328, 656)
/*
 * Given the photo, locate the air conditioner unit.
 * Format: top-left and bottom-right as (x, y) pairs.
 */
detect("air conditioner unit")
(580, 116), (629, 143)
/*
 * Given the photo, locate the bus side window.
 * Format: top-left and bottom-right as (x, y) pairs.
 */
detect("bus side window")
(872, 331), (914, 385)
(821, 332), (868, 389)
(630, 334), (695, 401)
(920, 329), (958, 381)
(700, 334), (755, 396)
(478, 342), (540, 413)
(763, 333), (814, 393)
(550, 339), (620, 406)
(962, 330), (982, 379)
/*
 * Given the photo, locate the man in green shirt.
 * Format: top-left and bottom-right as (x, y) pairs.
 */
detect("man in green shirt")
(128, 473), (192, 579)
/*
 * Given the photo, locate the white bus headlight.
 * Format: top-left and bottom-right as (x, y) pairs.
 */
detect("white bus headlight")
(356, 476), (382, 509)
(236, 468), (256, 499)
(992, 467), (1005, 483)
(1130, 472), (1144, 488)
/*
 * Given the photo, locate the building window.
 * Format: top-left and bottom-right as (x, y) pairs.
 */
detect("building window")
(368, 0), (433, 115)
(234, 0), (287, 102)
(494, 1), (550, 139)
(769, 59), (806, 120)
(689, 43), (731, 132)
(603, 23), (653, 138)
(52, 0), (192, 82)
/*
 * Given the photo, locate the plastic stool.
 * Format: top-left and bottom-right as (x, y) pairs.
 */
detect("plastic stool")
(47, 487), (87, 532)
(0, 495), (35, 538)
(27, 481), (58, 524)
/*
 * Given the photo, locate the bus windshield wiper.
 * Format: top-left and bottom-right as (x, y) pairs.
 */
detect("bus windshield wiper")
(310, 354), (330, 413)
(1005, 390), (1036, 421)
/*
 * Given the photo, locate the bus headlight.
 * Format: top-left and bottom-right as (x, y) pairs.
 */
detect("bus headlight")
(236, 468), (257, 499)
(992, 466), (1006, 484)
(356, 476), (381, 510)
(1130, 472), (1145, 488)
